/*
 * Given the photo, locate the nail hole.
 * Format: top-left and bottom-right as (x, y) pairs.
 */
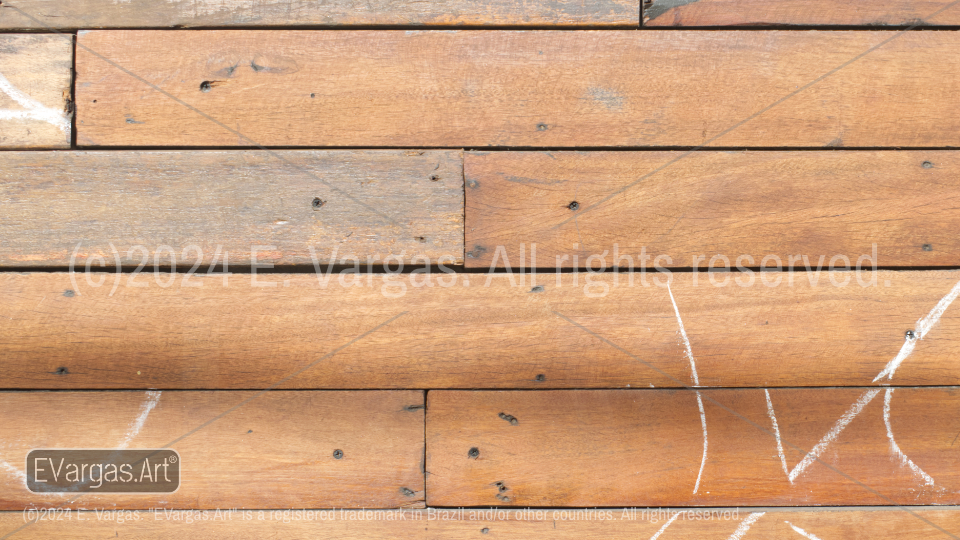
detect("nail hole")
(535, 374), (546, 382)
(922, 244), (933, 251)
(481, 528), (489, 534)
(906, 330), (916, 339)
(247, 429), (253, 434)
(55, 367), (69, 375)
(529, 285), (544, 293)
(567, 201), (580, 211)
(310, 93), (315, 98)
(430, 175), (440, 181)
(63, 289), (75, 297)
(467, 179), (479, 189)
(333, 449), (344, 459)
(92, 100), (97, 103)
(468, 447), (480, 459)
(312, 198), (325, 209)
(498, 412), (519, 426)
(922, 161), (934, 169)
(537, 123), (548, 131)
(415, 236), (426, 243)
(400, 487), (415, 496)
(199, 81), (212, 92)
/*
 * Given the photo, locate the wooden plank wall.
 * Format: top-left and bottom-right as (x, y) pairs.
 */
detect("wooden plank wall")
(3, 0), (960, 537)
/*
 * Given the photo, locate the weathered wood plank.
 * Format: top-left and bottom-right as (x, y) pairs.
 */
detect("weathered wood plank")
(1, 508), (958, 538)
(0, 150), (463, 267)
(0, 0), (640, 29)
(0, 34), (71, 148)
(0, 391), (424, 509)
(426, 389), (960, 506)
(644, 0), (960, 26)
(2, 270), (958, 389)
(464, 151), (960, 269)
(75, 30), (960, 148)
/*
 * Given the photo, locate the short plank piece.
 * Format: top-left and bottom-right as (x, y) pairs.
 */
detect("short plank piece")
(1, 508), (958, 538)
(644, 0), (960, 26)
(0, 34), (72, 148)
(75, 30), (960, 148)
(0, 391), (424, 509)
(0, 150), (463, 266)
(464, 151), (960, 268)
(2, 270), (960, 389)
(0, 0), (639, 29)
(427, 389), (960, 506)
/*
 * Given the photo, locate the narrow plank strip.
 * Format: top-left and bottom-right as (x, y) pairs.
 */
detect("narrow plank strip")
(426, 389), (960, 506)
(0, 35), (71, 148)
(75, 30), (960, 148)
(464, 151), (960, 268)
(644, 0), (960, 26)
(2, 270), (959, 389)
(0, 391), (424, 509)
(0, 150), (463, 266)
(0, 0), (639, 29)
(1, 508), (958, 538)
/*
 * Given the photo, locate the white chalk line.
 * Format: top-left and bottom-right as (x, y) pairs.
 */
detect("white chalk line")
(0, 71), (70, 133)
(667, 282), (700, 386)
(764, 389), (790, 480)
(874, 278), (960, 382)
(0, 391), (161, 493)
(883, 388), (936, 487)
(117, 391), (162, 449)
(787, 278), (960, 483)
(785, 521), (824, 540)
(667, 283), (708, 495)
(649, 511), (681, 540)
(727, 512), (765, 540)
(788, 389), (881, 483)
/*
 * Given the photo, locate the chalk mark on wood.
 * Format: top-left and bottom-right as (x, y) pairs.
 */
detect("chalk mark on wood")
(883, 388), (936, 487)
(728, 512), (765, 539)
(0, 71), (69, 132)
(667, 283), (708, 495)
(786, 521), (825, 540)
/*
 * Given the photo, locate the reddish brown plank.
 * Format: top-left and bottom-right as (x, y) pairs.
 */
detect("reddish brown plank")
(644, 0), (960, 26)
(0, 150), (463, 266)
(464, 151), (960, 268)
(0, 391), (424, 509)
(1, 271), (959, 389)
(76, 30), (960, 148)
(426, 389), (960, 506)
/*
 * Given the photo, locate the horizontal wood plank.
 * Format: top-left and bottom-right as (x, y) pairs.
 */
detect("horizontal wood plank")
(426, 389), (960, 506)
(644, 0), (960, 26)
(0, 150), (463, 266)
(1, 270), (959, 389)
(75, 30), (960, 148)
(464, 151), (960, 268)
(0, 391), (424, 509)
(0, 0), (639, 29)
(1, 508), (958, 538)
(0, 34), (72, 148)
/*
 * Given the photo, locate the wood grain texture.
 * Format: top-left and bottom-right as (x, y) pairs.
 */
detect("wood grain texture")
(426, 389), (960, 506)
(0, 391), (425, 509)
(0, 34), (72, 148)
(0, 150), (463, 267)
(0, 0), (639, 29)
(1, 508), (958, 538)
(644, 0), (960, 26)
(2, 270), (959, 389)
(75, 30), (960, 148)
(464, 151), (960, 269)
